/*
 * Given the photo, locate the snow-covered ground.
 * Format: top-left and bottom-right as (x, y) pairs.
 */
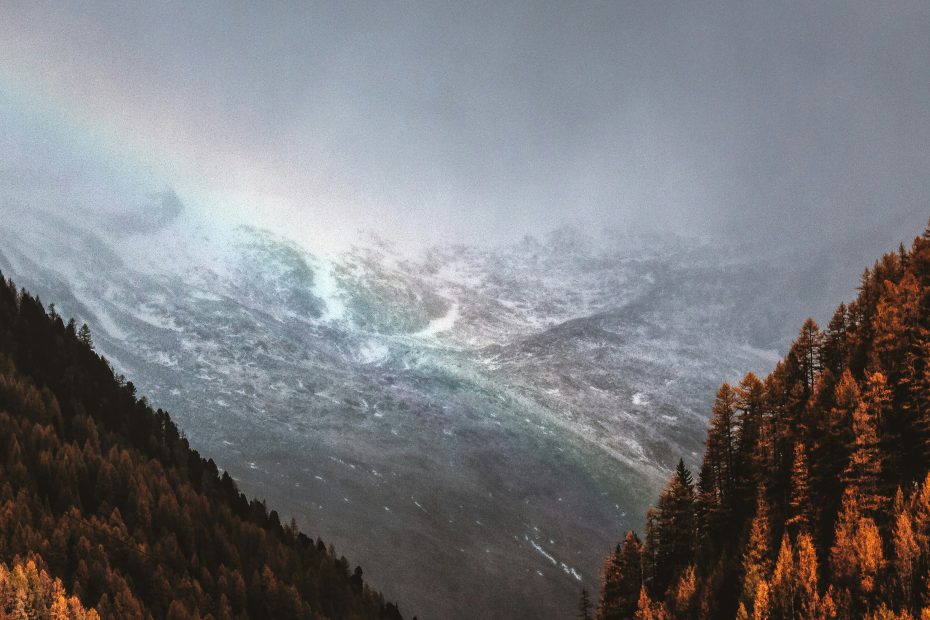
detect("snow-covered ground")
(0, 205), (809, 619)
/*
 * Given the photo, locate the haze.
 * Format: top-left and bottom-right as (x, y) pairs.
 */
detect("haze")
(1, 1), (928, 252)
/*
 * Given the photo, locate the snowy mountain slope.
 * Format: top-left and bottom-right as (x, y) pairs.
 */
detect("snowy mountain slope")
(0, 206), (789, 619)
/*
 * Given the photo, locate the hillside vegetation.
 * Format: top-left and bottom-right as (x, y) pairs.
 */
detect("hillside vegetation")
(594, 221), (930, 619)
(0, 273), (402, 619)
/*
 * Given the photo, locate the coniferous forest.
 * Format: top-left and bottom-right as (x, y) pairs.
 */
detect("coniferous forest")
(0, 273), (403, 619)
(592, 225), (930, 619)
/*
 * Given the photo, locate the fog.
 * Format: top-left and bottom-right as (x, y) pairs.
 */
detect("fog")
(1, 1), (928, 252)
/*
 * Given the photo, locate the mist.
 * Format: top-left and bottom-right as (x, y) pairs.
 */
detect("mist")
(1, 1), (928, 253)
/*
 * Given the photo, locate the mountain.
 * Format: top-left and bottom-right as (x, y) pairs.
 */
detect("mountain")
(0, 273), (402, 618)
(0, 201), (871, 618)
(594, 221), (930, 619)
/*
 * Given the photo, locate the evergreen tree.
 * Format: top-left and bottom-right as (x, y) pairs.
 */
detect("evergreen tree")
(750, 581), (770, 620)
(821, 304), (849, 375)
(578, 588), (593, 620)
(700, 384), (739, 540)
(709, 384), (738, 504)
(740, 489), (772, 616)
(633, 587), (669, 620)
(797, 319), (823, 394)
(642, 508), (659, 587)
(786, 442), (813, 534)
(795, 532), (820, 619)
(844, 373), (887, 516)
(598, 221), (930, 619)
(0, 274), (403, 620)
(736, 373), (768, 499)
(892, 505), (919, 609)
(77, 323), (93, 349)
(670, 565), (696, 618)
(652, 460), (696, 593)
(769, 535), (796, 620)
(598, 532), (643, 620)
(831, 491), (885, 609)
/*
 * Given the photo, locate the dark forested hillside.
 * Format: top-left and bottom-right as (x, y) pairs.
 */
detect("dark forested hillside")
(593, 221), (930, 620)
(0, 273), (403, 619)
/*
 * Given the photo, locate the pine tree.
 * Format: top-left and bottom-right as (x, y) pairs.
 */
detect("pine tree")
(77, 323), (93, 349)
(822, 303), (849, 375)
(709, 384), (738, 503)
(634, 586), (670, 620)
(825, 370), (859, 468)
(786, 442), (813, 534)
(578, 588), (593, 620)
(872, 272), (921, 378)
(700, 384), (739, 540)
(740, 489), (772, 615)
(796, 532), (820, 619)
(599, 532), (643, 620)
(831, 490), (884, 606)
(830, 491), (860, 588)
(652, 460), (696, 593)
(643, 508), (659, 587)
(751, 580), (770, 620)
(670, 565), (696, 618)
(892, 506), (919, 608)
(912, 472), (930, 556)
(597, 221), (930, 619)
(809, 369), (860, 537)
(798, 318), (823, 394)
(736, 373), (768, 496)
(843, 373), (887, 516)
(770, 534), (796, 620)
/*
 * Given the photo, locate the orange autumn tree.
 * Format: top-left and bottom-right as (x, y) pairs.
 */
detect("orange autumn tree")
(0, 274), (404, 619)
(593, 220), (930, 618)
(0, 558), (99, 620)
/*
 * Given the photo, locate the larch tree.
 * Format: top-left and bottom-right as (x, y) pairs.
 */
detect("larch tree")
(830, 491), (861, 589)
(670, 565), (696, 618)
(595, 221), (930, 620)
(736, 373), (768, 496)
(578, 588), (593, 620)
(769, 535), (796, 620)
(653, 460), (696, 594)
(831, 490), (885, 610)
(843, 372), (888, 516)
(634, 586), (670, 620)
(912, 473), (930, 555)
(751, 581), (770, 620)
(796, 532), (821, 619)
(740, 488), (772, 616)
(793, 318), (823, 397)
(821, 303), (849, 375)
(786, 442), (813, 534)
(599, 532), (644, 620)
(77, 323), (93, 349)
(892, 507), (919, 608)
(741, 487), (772, 613)
(709, 384), (738, 503)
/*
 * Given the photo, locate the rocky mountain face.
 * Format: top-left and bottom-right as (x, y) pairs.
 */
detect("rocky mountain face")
(0, 205), (819, 618)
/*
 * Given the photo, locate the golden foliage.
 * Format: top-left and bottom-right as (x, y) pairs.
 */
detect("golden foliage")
(0, 559), (98, 619)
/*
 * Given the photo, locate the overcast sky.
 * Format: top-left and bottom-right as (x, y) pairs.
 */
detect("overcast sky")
(1, 1), (928, 251)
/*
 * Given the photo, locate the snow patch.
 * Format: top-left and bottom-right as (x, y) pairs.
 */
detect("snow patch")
(312, 259), (348, 321)
(529, 539), (557, 565)
(357, 340), (390, 365)
(415, 301), (459, 337)
(73, 292), (128, 341)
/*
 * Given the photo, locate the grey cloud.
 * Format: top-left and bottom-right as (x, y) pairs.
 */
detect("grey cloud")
(1, 1), (928, 252)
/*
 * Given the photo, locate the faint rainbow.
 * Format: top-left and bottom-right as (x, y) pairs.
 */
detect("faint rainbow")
(0, 63), (246, 227)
